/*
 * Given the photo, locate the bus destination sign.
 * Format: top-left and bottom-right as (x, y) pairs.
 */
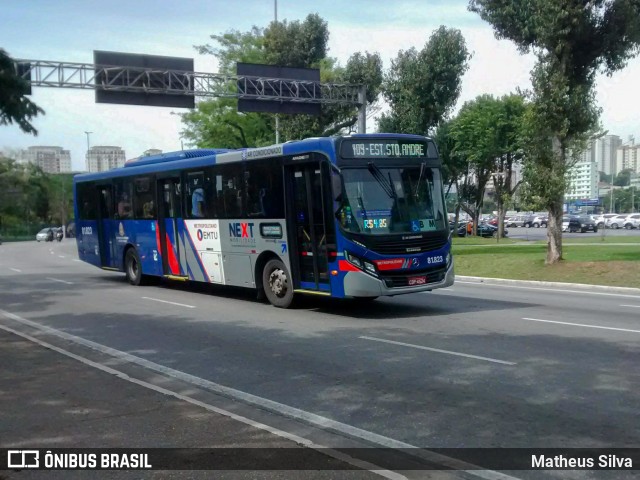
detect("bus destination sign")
(340, 139), (431, 159)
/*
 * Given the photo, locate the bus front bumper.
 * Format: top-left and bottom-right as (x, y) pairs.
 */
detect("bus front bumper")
(343, 261), (454, 298)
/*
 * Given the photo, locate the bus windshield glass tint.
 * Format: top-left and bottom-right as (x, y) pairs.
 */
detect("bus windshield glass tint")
(337, 166), (446, 235)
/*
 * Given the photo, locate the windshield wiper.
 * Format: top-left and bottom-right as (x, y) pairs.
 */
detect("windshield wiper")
(415, 161), (426, 201)
(367, 163), (396, 199)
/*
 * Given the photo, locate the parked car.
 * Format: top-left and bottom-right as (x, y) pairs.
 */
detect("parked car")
(456, 222), (508, 238)
(606, 215), (628, 229)
(589, 214), (606, 229)
(36, 227), (54, 242)
(561, 216), (571, 232)
(601, 213), (618, 228)
(524, 215), (548, 228)
(568, 216), (598, 233)
(622, 214), (640, 229)
(506, 215), (527, 227)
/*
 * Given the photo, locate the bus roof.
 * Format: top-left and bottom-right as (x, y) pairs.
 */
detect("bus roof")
(73, 133), (432, 183)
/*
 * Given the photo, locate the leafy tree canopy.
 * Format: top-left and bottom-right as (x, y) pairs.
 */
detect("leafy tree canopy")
(377, 26), (471, 135)
(182, 14), (383, 148)
(0, 49), (45, 135)
(469, 0), (640, 263)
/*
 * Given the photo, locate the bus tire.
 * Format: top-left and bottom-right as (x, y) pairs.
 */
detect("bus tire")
(125, 248), (144, 286)
(262, 259), (294, 308)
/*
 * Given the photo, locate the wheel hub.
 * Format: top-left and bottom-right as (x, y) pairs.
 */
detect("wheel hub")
(269, 269), (287, 296)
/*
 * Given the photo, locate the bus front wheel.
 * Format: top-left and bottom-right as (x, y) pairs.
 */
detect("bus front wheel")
(262, 259), (294, 308)
(125, 248), (144, 286)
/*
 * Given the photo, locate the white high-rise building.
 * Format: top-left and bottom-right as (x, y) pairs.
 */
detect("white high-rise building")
(18, 146), (72, 173)
(594, 134), (622, 175)
(566, 157), (598, 201)
(86, 146), (126, 172)
(616, 136), (640, 175)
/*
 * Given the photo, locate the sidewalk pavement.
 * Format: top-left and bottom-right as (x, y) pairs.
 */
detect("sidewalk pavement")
(0, 330), (377, 480)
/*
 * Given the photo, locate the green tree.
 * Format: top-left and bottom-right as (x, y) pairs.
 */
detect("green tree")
(491, 93), (527, 239)
(450, 95), (502, 235)
(599, 171), (613, 184)
(47, 173), (74, 226)
(469, 0), (640, 263)
(378, 26), (471, 135)
(0, 49), (44, 135)
(182, 15), (383, 147)
(614, 168), (633, 187)
(434, 118), (467, 229)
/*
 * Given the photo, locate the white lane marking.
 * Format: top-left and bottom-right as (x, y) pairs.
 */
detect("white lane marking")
(72, 259), (81, 262)
(9, 268), (21, 273)
(46, 277), (74, 285)
(522, 317), (640, 335)
(58, 255), (66, 259)
(620, 304), (640, 309)
(0, 323), (404, 480)
(0, 308), (519, 480)
(456, 281), (640, 299)
(359, 336), (516, 366)
(142, 296), (195, 309)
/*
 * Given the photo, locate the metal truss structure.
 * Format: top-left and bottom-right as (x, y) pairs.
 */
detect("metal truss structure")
(15, 59), (364, 106)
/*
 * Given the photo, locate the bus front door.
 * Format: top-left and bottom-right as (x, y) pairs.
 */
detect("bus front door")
(287, 162), (332, 293)
(157, 178), (187, 278)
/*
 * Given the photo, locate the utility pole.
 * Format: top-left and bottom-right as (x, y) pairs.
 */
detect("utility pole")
(84, 131), (92, 171)
(274, 0), (280, 144)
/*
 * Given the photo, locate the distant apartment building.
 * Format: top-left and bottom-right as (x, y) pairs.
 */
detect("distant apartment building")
(484, 163), (523, 194)
(18, 146), (72, 173)
(86, 146), (126, 172)
(566, 157), (598, 201)
(594, 134), (622, 175)
(616, 136), (640, 175)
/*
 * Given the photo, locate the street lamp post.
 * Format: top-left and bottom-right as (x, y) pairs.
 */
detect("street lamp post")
(84, 131), (92, 170)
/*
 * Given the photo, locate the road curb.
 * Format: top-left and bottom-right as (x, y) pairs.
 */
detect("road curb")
(456, 275), (640, 294)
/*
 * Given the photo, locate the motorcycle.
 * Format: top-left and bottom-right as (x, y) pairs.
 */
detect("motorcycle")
(56, 230), (63, 242)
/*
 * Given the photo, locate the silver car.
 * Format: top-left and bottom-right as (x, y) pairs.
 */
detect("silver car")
(36, 228), (54, 242)
(623, 214), (640, 229)
(607, 215), (628, 229)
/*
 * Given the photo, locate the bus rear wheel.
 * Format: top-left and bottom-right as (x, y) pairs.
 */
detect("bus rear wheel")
(125, 248), (145, 286)
(262, 259), (294, 308)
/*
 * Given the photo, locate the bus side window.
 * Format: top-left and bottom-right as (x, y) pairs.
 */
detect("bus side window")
(114, 179), (133, 219)
(245, 159), (283, 218)
(187, 171), (211, 219)
(133, 176), (156, 219)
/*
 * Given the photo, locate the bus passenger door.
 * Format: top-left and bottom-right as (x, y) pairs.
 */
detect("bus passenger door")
(97, 184), (115, 268)
(157, 178), (187, 278)
(286, 162), (332, 293)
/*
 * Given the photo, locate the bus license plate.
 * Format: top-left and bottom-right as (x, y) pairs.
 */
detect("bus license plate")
(408, 276), (427, 286)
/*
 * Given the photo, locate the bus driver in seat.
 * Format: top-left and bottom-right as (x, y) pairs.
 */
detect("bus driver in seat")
(192, 187), (205, 218)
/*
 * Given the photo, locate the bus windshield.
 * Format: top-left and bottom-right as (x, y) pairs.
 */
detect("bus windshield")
(337, 165), (447, 235)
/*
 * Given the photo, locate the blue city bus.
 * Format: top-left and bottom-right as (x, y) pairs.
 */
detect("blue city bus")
(73, 134), (454, 307)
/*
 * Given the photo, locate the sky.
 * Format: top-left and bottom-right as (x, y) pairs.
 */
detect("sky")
(1, 0), (639, 171)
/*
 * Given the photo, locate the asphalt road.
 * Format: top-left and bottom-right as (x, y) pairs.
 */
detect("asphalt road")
(1, 240), (639, 479)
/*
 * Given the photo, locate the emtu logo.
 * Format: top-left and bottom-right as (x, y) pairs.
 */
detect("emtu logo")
(229, 223), (255, 238)
(8, 450), (39, 468)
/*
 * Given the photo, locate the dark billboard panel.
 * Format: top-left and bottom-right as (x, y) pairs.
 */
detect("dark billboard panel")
(94, 51), (194, 108)
(237, 63), (321, 115)
(16, 62), (32, 95)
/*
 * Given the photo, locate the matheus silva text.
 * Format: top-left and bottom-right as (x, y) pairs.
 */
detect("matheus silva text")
(532, 455), (633, 469)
